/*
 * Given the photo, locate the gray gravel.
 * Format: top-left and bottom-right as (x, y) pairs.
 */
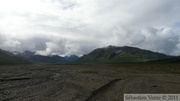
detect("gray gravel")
(0, 64), (180, 101)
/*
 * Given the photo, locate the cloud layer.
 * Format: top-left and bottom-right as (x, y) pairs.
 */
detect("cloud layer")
(0, 0), (180, 56)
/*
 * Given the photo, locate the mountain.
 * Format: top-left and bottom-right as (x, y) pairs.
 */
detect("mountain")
(26, 55), (68, 64)
(22, 51), (35, 57)
(0, 49), (30, 65)
(75, 45), (172, 64)
(65, 55), (78, 62)
(20, 51), (68, 64)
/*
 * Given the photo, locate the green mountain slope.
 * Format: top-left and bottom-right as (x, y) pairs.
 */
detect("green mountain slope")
(149, 56), (180, 63)
(75, 46), (172, 64)
(0, 49), (30, 65)
(25, 55), (68, 64)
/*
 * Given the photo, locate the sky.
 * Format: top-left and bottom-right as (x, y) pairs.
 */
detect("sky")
(0, 0), (180, 56)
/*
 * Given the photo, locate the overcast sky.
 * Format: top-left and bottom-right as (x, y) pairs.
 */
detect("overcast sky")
(0, 0), (180, 56)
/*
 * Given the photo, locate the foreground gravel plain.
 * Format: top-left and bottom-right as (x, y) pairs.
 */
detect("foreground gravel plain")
(0, 64), (180, 101)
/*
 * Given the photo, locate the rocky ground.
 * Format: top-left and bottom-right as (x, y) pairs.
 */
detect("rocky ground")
(0, 64), (180, 101)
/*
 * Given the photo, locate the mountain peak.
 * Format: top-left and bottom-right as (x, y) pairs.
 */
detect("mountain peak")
(103, 45), (118, 49)
(103, 45), (135, 49)
(22, 51), (35, 57)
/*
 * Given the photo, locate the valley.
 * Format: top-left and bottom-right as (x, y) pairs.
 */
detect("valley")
(0, 64), (180, 101)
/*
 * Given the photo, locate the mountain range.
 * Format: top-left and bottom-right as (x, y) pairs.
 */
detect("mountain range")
(0, 45), (179, 65)
(18, 51), (78, 64)
(0, 49), (30, 65)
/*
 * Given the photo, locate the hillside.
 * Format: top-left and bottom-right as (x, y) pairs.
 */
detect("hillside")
(149, 56), (180, 63)
(75, 46), (172, 64)
(0, 49), (30, 65)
